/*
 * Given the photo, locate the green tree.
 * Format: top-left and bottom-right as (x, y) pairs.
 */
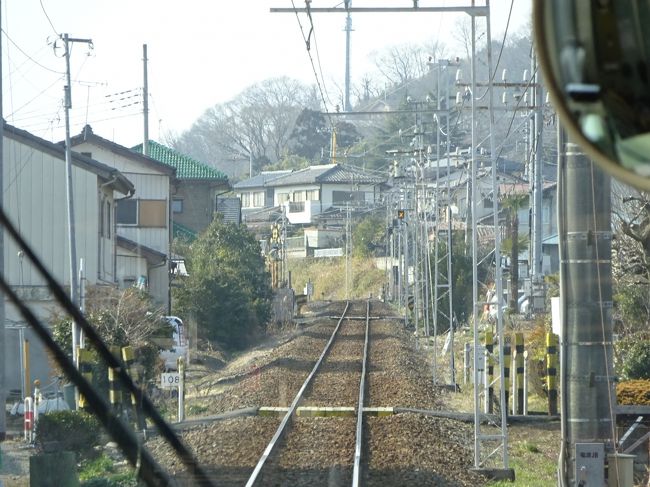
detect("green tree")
(287, 108), (330, 160)
(501, 192), (529, 312)
(620, 340), (650, 380)
(431, 232), (485, 328)
(174, 217), (272, 349)
(353, 214), (385, 258)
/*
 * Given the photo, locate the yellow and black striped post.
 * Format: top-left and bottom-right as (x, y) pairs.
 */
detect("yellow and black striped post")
(502, 335), (512, 415)
(108, 346), (122, 413)
(515, 332), (525, 415)
(77, 348), (93, 410)
(484, 330), (494, 414)
(121, 346), (145, 429)
(546, 333), (559, 415)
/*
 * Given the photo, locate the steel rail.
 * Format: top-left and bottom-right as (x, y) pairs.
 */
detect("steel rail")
(352, 300), (371, 486)
(245, 301), (352, 487)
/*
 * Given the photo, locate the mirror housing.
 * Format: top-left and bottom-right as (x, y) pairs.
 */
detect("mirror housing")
(534, 0), (650, 189)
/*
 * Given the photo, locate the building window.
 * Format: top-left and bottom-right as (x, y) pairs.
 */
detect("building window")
(241, 193), (251, 208)
(172, 199), (183, 214)
(332, 190), (364, 204)
(116, 199), (167, 227)
(293, 191), (306, 202)
(306, 189), (319, 201)
(253, 191), (265, 207)
(139, 200), (167, 227)
(116, 199), (137, 225)
(277, 193), (290, 204)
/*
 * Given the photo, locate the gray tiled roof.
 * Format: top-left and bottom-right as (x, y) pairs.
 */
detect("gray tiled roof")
(233, 170), (293, 189)
(234, 164), (386, 189)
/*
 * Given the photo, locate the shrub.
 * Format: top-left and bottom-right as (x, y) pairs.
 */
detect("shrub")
(35, 410), (102, 459)
(620, 340), (650, 380)
(617, 380), (650, 405)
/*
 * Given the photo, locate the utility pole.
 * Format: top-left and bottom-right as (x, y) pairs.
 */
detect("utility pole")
(0, 0), (6, 443)
(62, 33), (93, 369)
(143, 44), (149, 156)
(559, 138), (615, 485)
(344, 0), (352, 111)
(530, 54), (544, 312)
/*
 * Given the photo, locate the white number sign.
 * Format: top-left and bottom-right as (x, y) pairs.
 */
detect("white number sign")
(161, 372), (180, 388)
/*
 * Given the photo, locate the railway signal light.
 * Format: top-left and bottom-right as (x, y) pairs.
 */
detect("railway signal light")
(397, 209), (405, 220)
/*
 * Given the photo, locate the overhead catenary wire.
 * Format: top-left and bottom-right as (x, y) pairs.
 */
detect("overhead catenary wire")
(290, 0), (335, 130)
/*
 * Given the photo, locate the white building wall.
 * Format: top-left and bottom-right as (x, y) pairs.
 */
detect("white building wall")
(73, 142), (171, 309)
(2, 136), (121, 392)
(72, 142), (171, 254)
(3, 137), (101, 289)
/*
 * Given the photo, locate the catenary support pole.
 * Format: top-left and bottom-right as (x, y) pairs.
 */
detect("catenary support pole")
(560, 140), (615, 485)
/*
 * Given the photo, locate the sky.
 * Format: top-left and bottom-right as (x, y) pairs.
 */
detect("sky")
(2, 0), (532, 148)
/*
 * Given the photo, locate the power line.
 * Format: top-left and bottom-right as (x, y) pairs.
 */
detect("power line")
(39, 0), (59, 36)
(490, 0), (514, 82)
(1, 29), (63, 75)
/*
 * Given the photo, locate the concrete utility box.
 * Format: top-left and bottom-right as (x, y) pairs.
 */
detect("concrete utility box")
(575, 443), (604, 486)
(607, 453), (635, 487)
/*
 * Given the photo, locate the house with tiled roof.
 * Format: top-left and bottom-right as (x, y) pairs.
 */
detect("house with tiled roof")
(233, 164), (386, 225)
(132, 140), (231, 236)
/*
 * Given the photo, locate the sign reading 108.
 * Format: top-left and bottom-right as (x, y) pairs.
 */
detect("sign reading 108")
(160, 372), (180, 388)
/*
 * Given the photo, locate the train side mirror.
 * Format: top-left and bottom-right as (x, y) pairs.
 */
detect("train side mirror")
(534, 0), (650, 190)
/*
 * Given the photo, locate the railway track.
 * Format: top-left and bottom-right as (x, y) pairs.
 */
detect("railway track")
(148, 299), (481, 487)
(246, 300), (371, 486)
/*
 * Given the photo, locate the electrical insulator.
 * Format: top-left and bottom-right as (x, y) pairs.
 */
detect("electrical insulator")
(501, 68), (508, 82)
(456, 92), (462, 105)
(455, 69), (462, 84)
(502, 92), (508, 105)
